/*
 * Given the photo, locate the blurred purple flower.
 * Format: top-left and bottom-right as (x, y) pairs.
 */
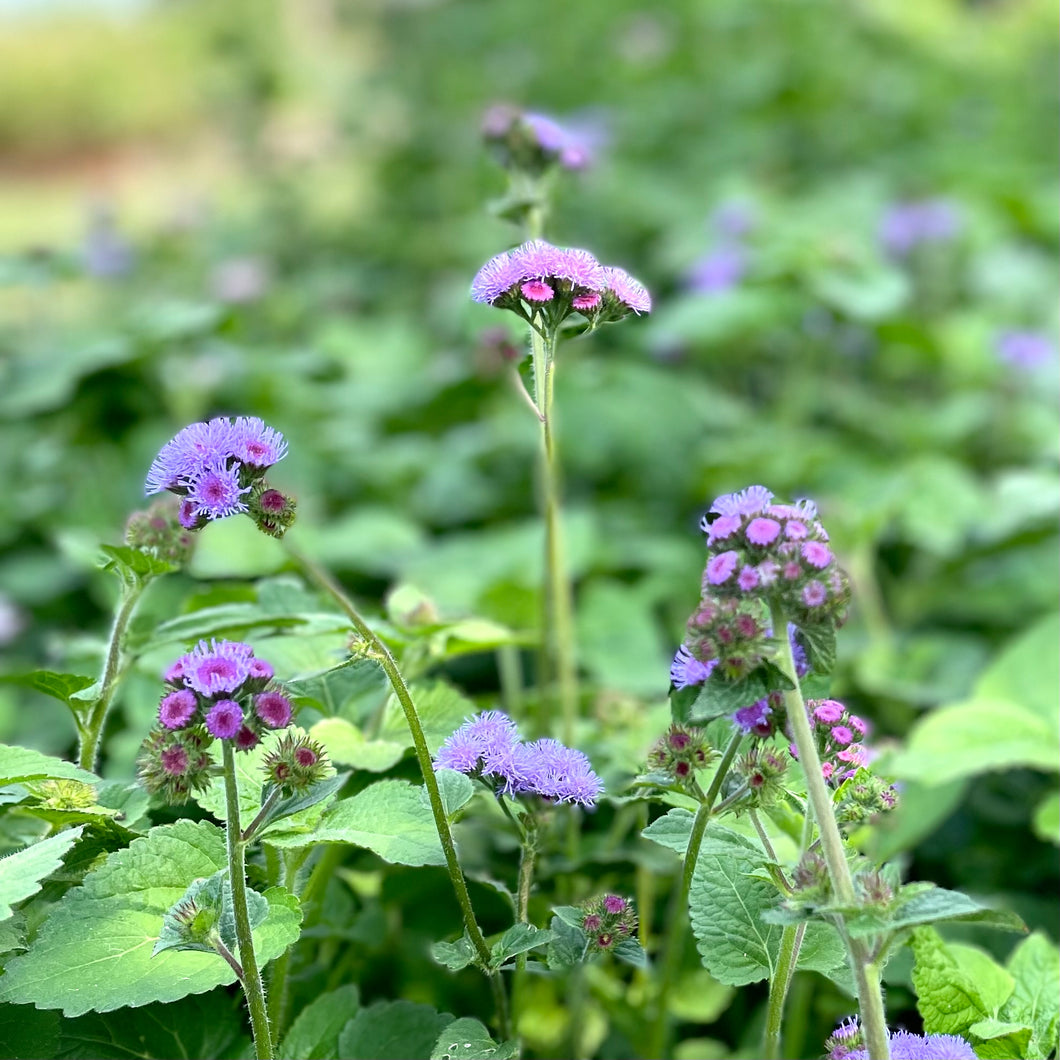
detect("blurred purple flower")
(711, 201), (756, 239)
(687, 245), (745, 294)
(879, 198), (961, 257)
(82, 200), (133, 279)
(996, 330), (1056, 370)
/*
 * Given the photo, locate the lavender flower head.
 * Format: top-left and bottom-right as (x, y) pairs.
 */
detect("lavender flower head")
(482, 105), (602, 172)
(687, 246), (745, 295)
(471, 240), (650, 330)
(670, 645), (717, 690)
(996, 330), (1056, 371)
(879, 198), (961, 257)
(435, 712), (603, 807)
(829, 1018), (976, 1060)
(145, 415), (293, 535)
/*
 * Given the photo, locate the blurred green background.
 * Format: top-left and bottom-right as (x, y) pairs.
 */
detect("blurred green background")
(0, 0), (1057, 1055)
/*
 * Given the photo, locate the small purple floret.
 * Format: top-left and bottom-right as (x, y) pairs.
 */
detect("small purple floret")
(670, 645), (717, 689)
(205, 699), (244, 740)
(706, 550), (739, 585)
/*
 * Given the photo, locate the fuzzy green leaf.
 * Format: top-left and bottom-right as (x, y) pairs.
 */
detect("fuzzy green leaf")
(845, 885), (1027, 937)
(264, 779), (445, 866)
(338, 1000), (453, 1060)
(1000, 934), (1060, 1059)
(0, 744), (98, 787)
(98, 545), (176, 585)
(547, 914), (587, 971)
(0, 676), (99, 720)
(431, 1017), (519, 1060)
(489, 923), (551, 969)
(153, 870), (268, 957)
(310, 717), (407, 772)
(431, 935), (476, 972)
(0, 820), (302, 1016)
(689, 663), (792, 723)
(427, 769), (475, 819)
(911, 926), (992, 1036)
(378, 682), (478, 755)
(278, 984), (361, 1060)
(0, 827), (84, 920)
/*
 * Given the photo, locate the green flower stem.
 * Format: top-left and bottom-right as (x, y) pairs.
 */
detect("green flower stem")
(222, 741), (274, 1060)
(538, 335), (578, 744)
(285, 543), (511, 1039)
(78, 580), (146, 771)
(764, 922), (806, 1060)
(769, 601), (890, 1060)
(242, 786), (284, 843)
(267, 847), (315, 1038)
(649, 729), (744, 1059)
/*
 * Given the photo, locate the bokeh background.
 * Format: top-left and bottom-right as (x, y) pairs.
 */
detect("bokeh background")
(1, 0), (1057, 1056)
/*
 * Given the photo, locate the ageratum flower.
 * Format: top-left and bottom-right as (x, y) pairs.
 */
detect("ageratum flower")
(996, 330), (1055, 371)
(470, 240), (650, 329)
(878, 198), (961, 257)
(145, 416), (293, 535)
(827, 1018), (975, 1060)
(434, 712), (603, 807)
(481, 104), (601, 173)
(138, 639), (296, 802)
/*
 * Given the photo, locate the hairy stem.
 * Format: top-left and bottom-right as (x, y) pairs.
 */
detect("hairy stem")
(285, 543), (511, 1038)
(78, 582), (146, 771)
(222, 741), (273, 1060)
(649, 729), (744, 1059)
(539, 344), (578, 745)
(770, 601), (890, 1060)
(764, 922), (807, 1060)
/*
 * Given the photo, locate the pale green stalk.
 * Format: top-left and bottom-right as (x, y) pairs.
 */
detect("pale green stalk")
(648, 729), (744, 1059)
(285, 542), (511, 1039)
(222, 741), (274, 1060)
(770, 601), (890, 1060)
(78, 581), (146, 771)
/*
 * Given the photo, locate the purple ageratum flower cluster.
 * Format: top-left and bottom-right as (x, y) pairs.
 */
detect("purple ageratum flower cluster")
(879, 197), (961, 258)
(434, 711), (603, 807)
(699, 485), (850, 628)
(138, 638), (294, 803)
(471, 240), (650, 329)
(672, 623), (808, 737)
(790, 698), (872, 784)
(145, 416), (295, 537)
(481, 104), (602, 173)
(827, 1018), (975, 1060)
(686, 199), (756, 296)
(996, 330), (1056, 371)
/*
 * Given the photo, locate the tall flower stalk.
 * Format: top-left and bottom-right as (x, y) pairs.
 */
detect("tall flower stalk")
(470, 238), (650, 739)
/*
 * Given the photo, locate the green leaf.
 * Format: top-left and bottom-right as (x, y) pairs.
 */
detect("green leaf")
(151, 604), (311, 645)
(968, 1018), (1033, 1060)
(55, 990), (248, 1059)
(689, 849), (779, 986)
(669, 684), (700, 726)
(0, 1004), (60, 1059)
(796, 622), (838, 675)
(891, 615), (1060, 785)
(613, 938), (650, 969)
(0, 820), (302, 1016)
(286, 658), (388, 719)
(1031, 791), (1059, 846)
(431, 1017), (519, 1060)
(642, 807), (695, 856)
(338, 1000), (453, 1060)
(489, 923), (552, 969)
(0, 827), (84, 920)
(0, 676), (99, 719)
(257, 775), (349, 836)
(846, 885), (1027, 937)
(946, 945), (1015, 1014)
(1000, 934), (1060, 1059)
(431, 935), (476, 972)
(278, 984), (361, 1060)
(265, 779), (445, 866)
(428, 769), (475, 819)
(546, 915), (587, 971)
(689, 664), (791, 723)
(911, 926), (992, 1036)
(0, 744), (98, 787)
(310, 717), (407, 772)
(378, 682), (477, 755)
(98, 545), (176, 586)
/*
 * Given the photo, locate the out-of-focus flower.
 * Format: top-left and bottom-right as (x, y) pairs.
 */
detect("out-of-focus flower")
(211, 257), (269, 304)
(687, 246), (745, 294)
(879, 198), (961, 257)
(996, 330), (1056, 371)
(82, 200), (134, 279)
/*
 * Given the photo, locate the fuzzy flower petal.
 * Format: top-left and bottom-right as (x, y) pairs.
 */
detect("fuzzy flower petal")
(670, 645), (717, 689)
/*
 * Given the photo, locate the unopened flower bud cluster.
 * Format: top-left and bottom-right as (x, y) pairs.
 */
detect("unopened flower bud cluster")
(124, 497), (196, 566)
(580, 893), (637, 955)
(734, 748), (789, 809)
(647, 725), (715, 787)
